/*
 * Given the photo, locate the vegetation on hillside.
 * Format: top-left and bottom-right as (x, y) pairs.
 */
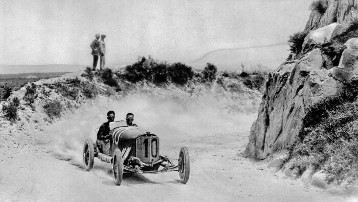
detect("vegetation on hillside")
(43, 100), (63, 119)
(0, 57), (269, 124)
(286, 82), (358, 185)
(3, 97), (20, 121)
(288, 31), (309, 58)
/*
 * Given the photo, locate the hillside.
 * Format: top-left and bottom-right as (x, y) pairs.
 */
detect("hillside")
(1, 57), (349, 201)
(244, 0), (358, 190)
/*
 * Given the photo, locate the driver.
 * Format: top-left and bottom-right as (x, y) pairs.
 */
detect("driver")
(96, 111), (115, 155)
(126, 113), (137, 126)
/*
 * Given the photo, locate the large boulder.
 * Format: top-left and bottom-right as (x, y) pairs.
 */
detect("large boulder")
(244, 48), (340, 159)
(303, 23), (344, 49)
(332, 38), (358, 83)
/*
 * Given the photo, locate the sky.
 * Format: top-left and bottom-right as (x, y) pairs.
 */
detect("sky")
(0, 0), (313, 68)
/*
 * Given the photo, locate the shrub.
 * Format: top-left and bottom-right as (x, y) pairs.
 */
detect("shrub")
(240, 71), (249, 78)
(24, 83), (37, 106)
(310, 0), (328, 14)
(43, 100), (63, 119)
(81, 67), (94, 81)
(100, 68), (118, 87)
(3, 97), (20, 121)
(168, 63), (194, 85)
(124, 57), (148, 83)
(65, 77), (81, 87)
(321, 42), (346, 67)
(243, 78), (253, 89)
(202, 63), (217, 82)
(54, 82), (79, 100)
(222, 71), (229, 77)
(289, 31), (309, 55)
(82, 82), (99, 98)
(151, 62), (169, 84)
(251, 75), (266, 90)
(3, 86), (12, 100)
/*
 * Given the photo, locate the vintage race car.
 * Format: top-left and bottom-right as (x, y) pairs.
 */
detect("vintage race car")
(82, 121), (190, 186)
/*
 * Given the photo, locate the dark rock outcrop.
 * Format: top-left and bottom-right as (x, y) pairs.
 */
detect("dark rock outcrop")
(244, 0), (358, 160)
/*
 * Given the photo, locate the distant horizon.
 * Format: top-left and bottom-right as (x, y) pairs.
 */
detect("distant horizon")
(1, 0), (311, 66)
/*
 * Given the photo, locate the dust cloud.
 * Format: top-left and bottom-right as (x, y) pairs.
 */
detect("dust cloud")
(45, 88), (258, 167)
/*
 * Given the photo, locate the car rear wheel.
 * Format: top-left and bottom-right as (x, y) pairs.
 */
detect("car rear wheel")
(178, 147), (190, 184)
(83, 138), (95, 171)
(113, 148), (123, 186)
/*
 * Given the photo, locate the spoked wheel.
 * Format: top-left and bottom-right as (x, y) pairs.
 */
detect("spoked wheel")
(178, 147), (190, 184)
(113, 148), (123, 186)
(83, 138), (95, 171)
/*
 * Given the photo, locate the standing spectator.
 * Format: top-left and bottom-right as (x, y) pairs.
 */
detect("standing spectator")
(90, 34), (101, 71)
(100, 34), (106, 70)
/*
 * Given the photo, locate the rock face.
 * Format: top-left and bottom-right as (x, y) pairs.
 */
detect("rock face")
(303, 22), (344, 49)
(244, 0), (358, 159)
(244, 48), (339, 159)
(332, 38), (358, 83)
(305, 0), (358, 31)
(245, 37), (358, 159)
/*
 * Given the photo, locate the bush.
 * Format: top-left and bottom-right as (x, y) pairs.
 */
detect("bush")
(82, 82), (99, 98)
(251, 75), (266, 90)
(310, 0), (328, 14)
(168, 63), (194, 85)
(3, 86), (12, 100)
(124, 57), (148, 83)
(289, 31), (309, 55)
(243, 78), (253, 89)
(66, 77), (82, 87)
(151, 62), (169, 84)
(54, 82), (79, 100)
(3, 97), (20, 121)
(240, 71), (249, 78)
(81, 67), (94, 81)
(100, 68), (118, 87)
(202, 63), (217, 82)
(24, 83), (37, 106)
(43, 100), (63, 119)
(321, 42), (346, 67)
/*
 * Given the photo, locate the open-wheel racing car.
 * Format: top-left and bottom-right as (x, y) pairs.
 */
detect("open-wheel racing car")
(82, 121), (190, 185)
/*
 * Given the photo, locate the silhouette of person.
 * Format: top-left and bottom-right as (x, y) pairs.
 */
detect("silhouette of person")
(100, 34), (106, 70)
(90, 34), (101, 71)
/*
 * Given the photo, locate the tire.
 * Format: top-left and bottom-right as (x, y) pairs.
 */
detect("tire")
(113, 148), (123, 186)
(83, 138), (95, 171)
(178, 147), (190, 184)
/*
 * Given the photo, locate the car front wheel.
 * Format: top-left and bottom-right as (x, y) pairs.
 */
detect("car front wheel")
(113, 148), (123, 186)
(178, 147), (190, 184)
(83, 138), (95, 171)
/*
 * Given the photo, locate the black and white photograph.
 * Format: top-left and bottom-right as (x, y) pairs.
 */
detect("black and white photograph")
(1, 0), (358, 201)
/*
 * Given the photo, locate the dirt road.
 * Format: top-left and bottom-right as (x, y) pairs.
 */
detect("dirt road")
(0, 95), (354, 202)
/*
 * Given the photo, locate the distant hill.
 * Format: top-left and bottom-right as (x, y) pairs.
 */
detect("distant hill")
(189, 44), (289, 71)
(0, 64), (85, 74)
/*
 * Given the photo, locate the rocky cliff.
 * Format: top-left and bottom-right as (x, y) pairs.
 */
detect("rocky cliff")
(244, 0), (358, 159)
(305, 0), (358, 31)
